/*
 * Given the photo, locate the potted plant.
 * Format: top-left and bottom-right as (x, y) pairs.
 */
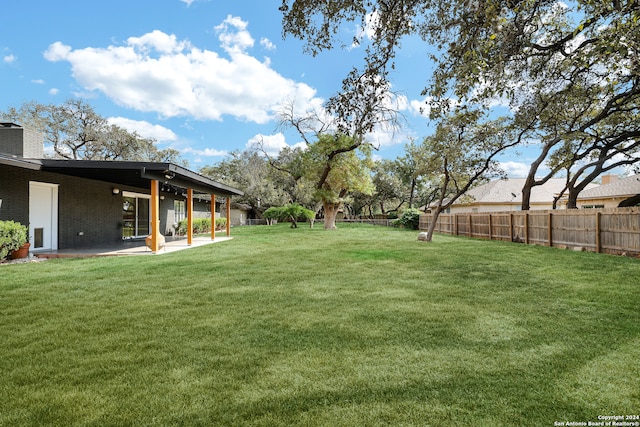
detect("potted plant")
(0, 220), (29, 260)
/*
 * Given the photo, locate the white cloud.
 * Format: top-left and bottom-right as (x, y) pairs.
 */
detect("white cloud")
(49, 88), (59, 95)
(406, 96), (459, 118)
(43, 42), (71, 61)
(183, 147), (228, 157)
(500, 161), (531, 178)
(215, 15), (254, 55)
(353, 10), (381, 48)
(246, 133), (306, 156)
(31, 79), (45, 84)
(408, 99), (431, 117)
(43, 18), (320, 125)
(3, 54), (16, 64)
(260, 38), (276, 51)
(128, 30), (190, 54)
(246, 133), (288, 156)
(107, 117), (178, 142)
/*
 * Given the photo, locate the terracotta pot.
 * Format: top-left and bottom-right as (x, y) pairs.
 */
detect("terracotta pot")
(10, 242), (31, 259)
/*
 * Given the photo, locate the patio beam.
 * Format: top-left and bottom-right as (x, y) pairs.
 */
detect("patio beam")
(187, 188), (193, 246)
(226, 197), (231, 237)
(211, 194), (216, 241)
(150, 180), (160, 253)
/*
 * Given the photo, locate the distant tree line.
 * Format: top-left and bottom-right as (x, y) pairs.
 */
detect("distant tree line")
(1, 99), (184, 164)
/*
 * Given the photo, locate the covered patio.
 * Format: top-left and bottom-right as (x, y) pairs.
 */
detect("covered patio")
(37, 159), (244, 254)
(34, 235), (234, 259)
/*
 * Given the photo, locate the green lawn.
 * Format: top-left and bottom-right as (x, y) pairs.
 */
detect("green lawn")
(1, 224), (638, 426)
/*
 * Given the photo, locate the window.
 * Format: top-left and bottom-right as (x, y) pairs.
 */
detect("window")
(174, 200), (186, 224)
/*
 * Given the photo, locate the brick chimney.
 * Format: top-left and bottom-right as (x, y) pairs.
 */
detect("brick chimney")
(0, 123), (44, 158)
(601, 174), (618, 185)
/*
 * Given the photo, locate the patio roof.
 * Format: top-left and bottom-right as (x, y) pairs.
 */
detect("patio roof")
(1, 153), (242, 197)
(0, 153), (41, 170)
(40, 159), (243, 197)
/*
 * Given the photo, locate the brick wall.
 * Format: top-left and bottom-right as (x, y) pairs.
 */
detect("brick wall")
(0, 164), (31, 225)
(1, 165), (124, 248)
(57, 175), (123, 248)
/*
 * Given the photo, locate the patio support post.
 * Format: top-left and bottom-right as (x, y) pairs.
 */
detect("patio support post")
(211, 194), (216, 241)
(150, 179), (160, 253)
(187, 188), (193, 246)
(226, 197), (231, 237)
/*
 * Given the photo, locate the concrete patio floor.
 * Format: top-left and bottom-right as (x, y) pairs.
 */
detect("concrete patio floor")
(34, 235), (233, 259)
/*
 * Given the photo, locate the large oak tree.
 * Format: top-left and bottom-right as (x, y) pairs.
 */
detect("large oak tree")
(280, 0), (640, 209)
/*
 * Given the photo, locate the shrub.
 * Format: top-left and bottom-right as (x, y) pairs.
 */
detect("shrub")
(392, 208), (422, 230)
(0, 220), (29, 260)
(263, 206), (285, 224)
(215, 217), (227, 230)
(199, 218), (212, 233)
(264, 204), (315, 228)
(176, 217), (227, 235)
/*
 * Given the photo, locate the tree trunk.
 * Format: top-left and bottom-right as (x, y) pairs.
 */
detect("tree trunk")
(566, 188), (579, 209)
(424, 206), (443, 242)
(323, 201), (340, 229)
(521, 174), (534, 211)
(409, 178), (416, 208)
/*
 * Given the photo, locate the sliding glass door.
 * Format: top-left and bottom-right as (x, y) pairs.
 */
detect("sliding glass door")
(122, 192), (150, 239)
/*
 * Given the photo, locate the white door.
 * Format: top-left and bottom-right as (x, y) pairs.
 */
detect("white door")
(29, 182), (59, 251)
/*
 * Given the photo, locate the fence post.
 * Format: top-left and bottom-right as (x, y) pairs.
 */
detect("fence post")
(524, 213), (529, 244)
(509, 213), (514, 241)
(469, 215), (473, 237)
(548, 212), (553, 247)
(595, 211), (602, 253)
(488, 214), (493, 240)
(455, 214), (459, 236)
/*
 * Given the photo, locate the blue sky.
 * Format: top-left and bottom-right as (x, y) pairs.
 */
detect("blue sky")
(1, 0), (533, 176)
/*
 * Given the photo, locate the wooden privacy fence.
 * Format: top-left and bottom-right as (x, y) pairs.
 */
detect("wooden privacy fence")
(419, 207), (640, 256)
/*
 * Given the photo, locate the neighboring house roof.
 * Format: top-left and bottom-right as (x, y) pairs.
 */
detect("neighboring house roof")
(231, 202), (252, 211)
(461, 178), (568, 205)
(577, 174), (640, 200)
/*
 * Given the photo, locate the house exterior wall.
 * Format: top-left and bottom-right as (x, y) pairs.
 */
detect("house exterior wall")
(59, 177), (123, 248)
(230, 208), (247, 226)
(0, 164), (31, 226)
(1, 164), (121, 248)
(576, 197), (625, 209)
(193, 200), (213, 219)
(161, 197), (215, 235)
